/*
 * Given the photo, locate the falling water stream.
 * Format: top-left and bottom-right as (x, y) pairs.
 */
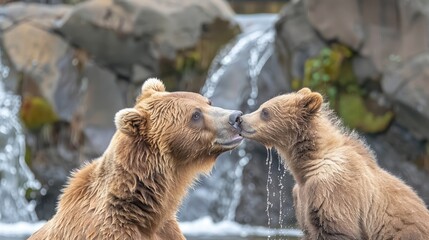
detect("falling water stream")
(0, 51), (40, 223)
(265, 147), (290, 240)
(208, 27), (275, 220)
(190, 14), (302, 239)
(266, 148), (273, 237)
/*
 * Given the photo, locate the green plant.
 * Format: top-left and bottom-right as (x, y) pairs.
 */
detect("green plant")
(295, 44), (394, 133)
(20, 96), (58, 130)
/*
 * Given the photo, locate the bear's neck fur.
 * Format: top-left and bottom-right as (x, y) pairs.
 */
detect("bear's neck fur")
(276, 110), (375, 185)
(97, 132), (205, 237)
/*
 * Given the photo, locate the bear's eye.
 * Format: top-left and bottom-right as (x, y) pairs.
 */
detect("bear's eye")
(261, 108), (270, 120)
(192, 110), (202, 121)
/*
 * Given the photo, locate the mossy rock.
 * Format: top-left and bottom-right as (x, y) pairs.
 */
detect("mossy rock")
(20, 96), (58, 130)
(303, 44), (352, 89)
(338, 93), (394, 133)
(160, 18), (240, 92)
(297, 44), (394, 133)
(25, 145), (32, 166)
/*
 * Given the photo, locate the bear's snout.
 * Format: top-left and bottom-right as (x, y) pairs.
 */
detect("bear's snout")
(228, 111), (243, 125)
(228, 111), (243, 132)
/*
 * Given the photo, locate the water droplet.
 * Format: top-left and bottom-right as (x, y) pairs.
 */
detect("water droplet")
(247, 99), (255, 106)
(250, 91), (258, 99)
(5, 144), (12, 153)
(238, 149), (246, 157)
(40, 188), (47, 196)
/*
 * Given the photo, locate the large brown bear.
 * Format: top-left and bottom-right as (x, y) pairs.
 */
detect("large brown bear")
(29, 78), (243, 240)
(239, 88), (429, 239)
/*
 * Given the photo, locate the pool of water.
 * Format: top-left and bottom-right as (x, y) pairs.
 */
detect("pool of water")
(2, 236), (299, 240)
(0, 218), (303, 240)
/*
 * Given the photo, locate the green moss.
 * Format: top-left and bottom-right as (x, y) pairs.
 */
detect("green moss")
(339, 93), (394, 133)
(20, 96), (58, 130)
(160, 19), (240, 92)
(291, 78), (301, 90)
(25, 145), (32, 167)
(296, 43), (394, 133)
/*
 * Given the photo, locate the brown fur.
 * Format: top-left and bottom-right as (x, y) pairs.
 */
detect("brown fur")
(240, 88), (429, 239)
(29, 78), (243, 240)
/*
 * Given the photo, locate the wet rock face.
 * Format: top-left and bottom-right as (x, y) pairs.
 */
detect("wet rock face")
(274, 1), (325, 81)
(272, 0), (429, 216)
(282, 0), (429, 144)
(382, 54), (429, 140)
(56, 0), (239, 89)
(0, 0), (237, 220)
(58, 0), (235, 54)
(306, 0), (429, 71)
(3, 22), (80, 121)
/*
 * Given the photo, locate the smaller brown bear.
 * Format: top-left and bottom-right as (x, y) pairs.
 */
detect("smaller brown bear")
(239, 88), (429, 239)
(29, 78), (243, 240)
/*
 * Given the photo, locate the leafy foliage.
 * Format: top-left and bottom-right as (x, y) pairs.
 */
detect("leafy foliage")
(293, 44), (394, 133)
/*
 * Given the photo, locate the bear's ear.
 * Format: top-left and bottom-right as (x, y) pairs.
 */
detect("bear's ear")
(141, 78), (165, 95)
(114, 108), (144, 136)
(297, 87), (312, 95)
(300, 92), (323, 115)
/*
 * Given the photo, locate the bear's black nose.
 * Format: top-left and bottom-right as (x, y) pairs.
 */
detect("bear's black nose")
(229, 111), (243, 126)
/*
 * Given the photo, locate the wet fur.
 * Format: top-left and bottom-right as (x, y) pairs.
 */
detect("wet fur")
(29, 79), (241, 240)
(240, 89), (429, 239)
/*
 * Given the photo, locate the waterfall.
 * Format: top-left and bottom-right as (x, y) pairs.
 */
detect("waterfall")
(180, 14), (285, 223)
(0, 51), (40, 223)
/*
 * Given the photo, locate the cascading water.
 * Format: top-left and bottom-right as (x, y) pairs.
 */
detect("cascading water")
(0, 51), (40, 223)
(277, 156), (288, 231)
(265, 148), (290, 240)
(194, 21), (278, 222)
(265, 148), (273, 237)
(199, 26), (277, 222)
(215, 28), (276, 222)
(180, 14), (298, 233)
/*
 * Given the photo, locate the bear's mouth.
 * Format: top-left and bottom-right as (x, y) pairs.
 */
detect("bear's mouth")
(215, 135), (243, 149)
(239, 128), (256, 138)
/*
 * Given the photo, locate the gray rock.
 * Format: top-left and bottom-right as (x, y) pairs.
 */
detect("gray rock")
(274, 0), (326, 81)
(29, 123), (80, 220)
(132, 64), (152, 84)
(382, 54), (429, 140)
(3, 22), (81, 122)
(57, 0), (237, 76)
(305, 0), (429, 72)
(78, 62), (125, 157)
(0, 3), (71, 30)
(352, 55), (380, 84)
(305, 0), (364, 50)
(0, 16), (13, 32)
